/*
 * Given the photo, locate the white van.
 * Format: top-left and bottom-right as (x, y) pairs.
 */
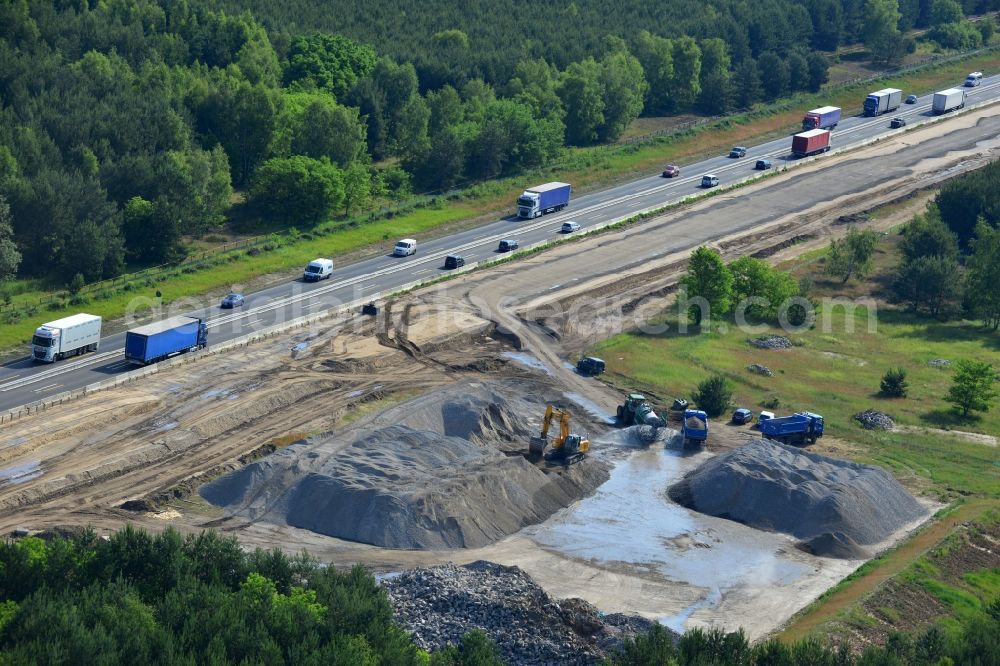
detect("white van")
(965, 71), (983, 87)
(303, 258), (333, 282)
(393, 238), (417, 256)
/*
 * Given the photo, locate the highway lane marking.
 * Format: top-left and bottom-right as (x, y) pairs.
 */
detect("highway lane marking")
(0, 351), (120, 391)
(414, 268), (433, 275)
(33, 383), (62, 393)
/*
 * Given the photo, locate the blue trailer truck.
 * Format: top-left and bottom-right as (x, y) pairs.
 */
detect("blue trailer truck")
(682, 409), (708, 446)
(125, 315), (208, 365)
(517, 182), (572, 219)
(864, 88), (902, 116)
(759, 412), (824, 445)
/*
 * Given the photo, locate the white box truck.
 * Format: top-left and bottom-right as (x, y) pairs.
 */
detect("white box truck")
(32, 313), (102, 362)
(932, 88), (966, 115)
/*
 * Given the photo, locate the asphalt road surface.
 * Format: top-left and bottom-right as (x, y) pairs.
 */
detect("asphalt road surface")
(2, 76), (999, 412)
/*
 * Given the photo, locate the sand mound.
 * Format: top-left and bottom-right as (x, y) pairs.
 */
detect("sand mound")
(201, 382), (609, 549)
(668, 438), (926, 558)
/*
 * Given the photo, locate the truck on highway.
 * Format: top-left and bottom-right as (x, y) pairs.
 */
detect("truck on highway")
(682, 409), (708, 446)
(802, 106), (841, 131)
(125, 315), (207, 366)
(31, 313), (102, 362)
(759, 411), (824, 445)
(932, 88), (966, 115)
(517, 182), (571, 219)
(863, 88), (903, 116)
(791, 129), (831, 158)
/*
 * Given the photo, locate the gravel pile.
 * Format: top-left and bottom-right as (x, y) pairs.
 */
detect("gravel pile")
(749, 335), (792, 349)
(928, 358), (951, 368)
(854, 410), (895, 431)
(383, 560), (662, 665)
(746, 364), (774, 377)
(667, 438), (926, 558)
(201, 381), (610, 549)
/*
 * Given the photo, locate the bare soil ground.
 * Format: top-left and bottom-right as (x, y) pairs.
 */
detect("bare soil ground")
(1, 107), (999, 637)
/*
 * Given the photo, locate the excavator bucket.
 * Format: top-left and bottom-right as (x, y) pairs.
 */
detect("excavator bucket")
(528, 436), (547, 459)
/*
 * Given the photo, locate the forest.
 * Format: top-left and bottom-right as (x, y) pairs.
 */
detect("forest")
(0, 526), (997, 665)
(0, 0), (995, 286)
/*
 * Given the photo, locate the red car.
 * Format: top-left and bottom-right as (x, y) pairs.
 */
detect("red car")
(661, 164), (680, 178)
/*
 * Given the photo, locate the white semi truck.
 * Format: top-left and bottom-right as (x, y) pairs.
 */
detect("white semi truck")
(31, 313), (102, 362)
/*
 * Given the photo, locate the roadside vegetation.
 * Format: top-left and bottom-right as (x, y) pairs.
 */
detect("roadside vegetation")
(1, 0), (999, 352)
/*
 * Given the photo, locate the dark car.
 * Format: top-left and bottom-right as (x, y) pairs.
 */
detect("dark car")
(890, 117), (906, 128)
(444, 255), (465, 269)
(661, 164), (680, 178)
(754, 159), (772, 170)
(220, 293), (245, 308)
(732, 408), (754, 425)
(729, 146), (747, 158)
(498, 239), (519, 252)
(905, 94), (918, 104)
(576, 356), (606, 376)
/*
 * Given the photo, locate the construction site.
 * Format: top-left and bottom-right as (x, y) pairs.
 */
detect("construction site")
(1, 105), (999, 662)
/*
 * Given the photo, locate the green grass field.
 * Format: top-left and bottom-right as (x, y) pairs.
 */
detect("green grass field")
(592, 235), (1000, 498)
(4, 47), (1000, 354)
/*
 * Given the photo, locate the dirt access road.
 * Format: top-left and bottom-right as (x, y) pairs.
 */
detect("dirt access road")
(0, 105), (998, 638)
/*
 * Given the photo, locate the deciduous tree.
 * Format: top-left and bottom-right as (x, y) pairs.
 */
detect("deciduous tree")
(946, 359), (998, 417)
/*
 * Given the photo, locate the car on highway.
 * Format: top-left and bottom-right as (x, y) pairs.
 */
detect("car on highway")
(905, 94), (918, 104)
(560, 221), (580, 233)
(443, 255), (465, 269)
(498, 239), (519, 252)
(729, 146), (747, 158)
(755, 159), (772, 170)
(732, 408), (754, 425)
(661, 164), (680, 178)
(700, 174), (720, 188)
(393, 238), (417, 256)
(965, 71), (983, 87)
(220, 293), (245, 308)
(890, 116), (906, 128)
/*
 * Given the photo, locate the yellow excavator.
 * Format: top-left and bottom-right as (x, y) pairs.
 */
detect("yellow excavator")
(528, 405), (590, 465)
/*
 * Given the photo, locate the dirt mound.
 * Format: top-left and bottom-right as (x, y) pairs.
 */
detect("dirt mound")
(384, 560), (662, 665)
(668, 438), (925, 558)
(796, 532), (869, 559)
(201, 381), (610, 549)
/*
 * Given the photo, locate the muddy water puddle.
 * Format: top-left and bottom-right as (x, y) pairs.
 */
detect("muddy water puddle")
(527, 445), (815, 632)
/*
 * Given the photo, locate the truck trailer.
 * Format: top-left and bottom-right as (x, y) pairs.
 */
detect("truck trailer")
(932, 88), (966, 115)
(759, 411), (824, 445)
(791, 129), (831, 158)
(864, 88), (903, 116)
(517, 182), (571, 219)
(125, 315), (208, 365)
(802, 106), (841, 131)
(31, 313), (102, 362)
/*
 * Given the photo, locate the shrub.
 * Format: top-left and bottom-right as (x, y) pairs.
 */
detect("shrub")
(880, 368), (909, 398)
(692, 374), (733, 417)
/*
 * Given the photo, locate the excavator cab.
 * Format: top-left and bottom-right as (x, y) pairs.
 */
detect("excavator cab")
(528, 405), (589, 465)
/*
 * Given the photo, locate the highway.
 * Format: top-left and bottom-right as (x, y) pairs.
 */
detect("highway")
(2, 75), (999, 413)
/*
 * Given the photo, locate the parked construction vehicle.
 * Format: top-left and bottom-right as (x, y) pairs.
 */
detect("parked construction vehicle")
(617, 393), (666, 428)
(528, 405), (590, 464)
(682, 409), (708, 446)
(759, 412), (824, 445)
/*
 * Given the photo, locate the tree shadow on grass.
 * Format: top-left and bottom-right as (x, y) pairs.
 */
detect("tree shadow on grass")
(875, 309), (1000, 350)
(919, 408), (981, 429)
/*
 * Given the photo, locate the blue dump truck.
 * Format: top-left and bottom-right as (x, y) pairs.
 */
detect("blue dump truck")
(125, 315), (208, 365)
(759, 412), (824, 445)
(682, 409), (708, 446)
(863, 88), (902, 116)
(517, 182), (572, 219)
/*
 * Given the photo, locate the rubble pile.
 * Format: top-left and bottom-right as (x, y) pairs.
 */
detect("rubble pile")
(748, 335), (792, 350)
(854, 410), (895, 431)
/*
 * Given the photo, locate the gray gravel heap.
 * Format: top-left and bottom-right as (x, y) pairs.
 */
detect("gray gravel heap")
(201, 381), (609, 549)
(928, 358), (951, 368)
(668, 438), (926, 558)
(854, 410), (895, 431)
(383, 561), (662, 665)
(746, 363), (774, 377)
(748, 335), (792, 349)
